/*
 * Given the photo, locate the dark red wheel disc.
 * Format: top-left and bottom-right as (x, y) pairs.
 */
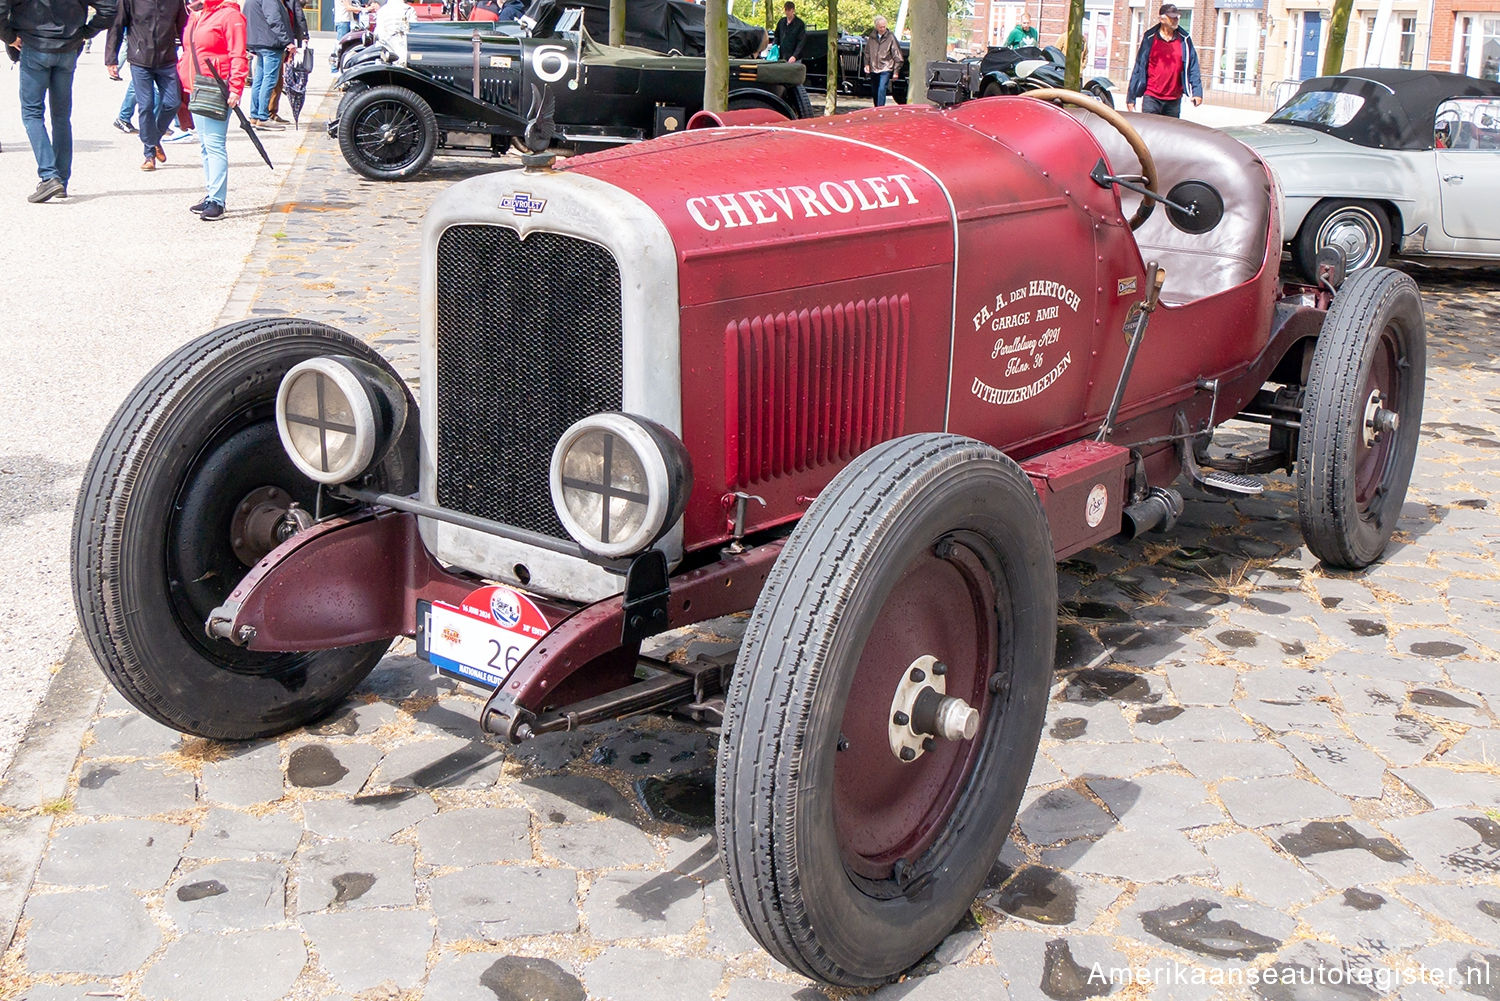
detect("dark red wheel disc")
(832, 538), (998, 880)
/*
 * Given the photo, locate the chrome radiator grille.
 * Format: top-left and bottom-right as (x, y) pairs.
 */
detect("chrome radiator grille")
(433, 225), (623, 539)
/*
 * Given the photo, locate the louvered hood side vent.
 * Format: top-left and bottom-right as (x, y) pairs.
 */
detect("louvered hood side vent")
(727, 294), (911, 488)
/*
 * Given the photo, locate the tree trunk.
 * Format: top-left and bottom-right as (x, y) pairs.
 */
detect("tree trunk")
(907, 0), (944, 105)
(825, 0), (838, 115)
(705, 0), (729, 113)
(1322, 0), (1353, 74)
(608, 0), (624, 47)
(1064, 0), (1085, 90)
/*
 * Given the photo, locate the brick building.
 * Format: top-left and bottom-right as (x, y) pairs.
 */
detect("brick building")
(966, 0), (1496, 102)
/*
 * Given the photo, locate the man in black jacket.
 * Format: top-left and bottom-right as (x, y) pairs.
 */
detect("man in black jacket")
(772, 1), (803, 63)
(106, 0), (186, 170)
(1, 0), (117, 200)
(243, 0), (292, 127)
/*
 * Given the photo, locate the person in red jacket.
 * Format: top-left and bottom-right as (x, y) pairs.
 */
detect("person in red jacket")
(179, 0), (246, 220)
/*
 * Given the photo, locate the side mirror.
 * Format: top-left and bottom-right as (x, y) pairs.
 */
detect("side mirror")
(1164, 180), (1224, 234)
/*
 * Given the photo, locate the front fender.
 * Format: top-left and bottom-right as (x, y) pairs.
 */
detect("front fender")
(337, 64), (528, 133)
(726, 85), (795, 120)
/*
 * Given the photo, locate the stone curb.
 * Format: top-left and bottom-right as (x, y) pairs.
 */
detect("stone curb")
(0, 635), (104, 953)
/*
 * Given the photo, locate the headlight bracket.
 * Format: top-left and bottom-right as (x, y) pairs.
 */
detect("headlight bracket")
(620, 548), (670, 646)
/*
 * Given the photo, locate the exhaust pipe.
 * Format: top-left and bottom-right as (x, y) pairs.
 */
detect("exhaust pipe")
(1120, 487), (1183, 539)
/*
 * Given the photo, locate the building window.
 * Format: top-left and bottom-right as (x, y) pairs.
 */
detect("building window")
(1399, 15), (1416, 68)
(1454, 13), (1500, 80)
(1215, 9), (1259, 91)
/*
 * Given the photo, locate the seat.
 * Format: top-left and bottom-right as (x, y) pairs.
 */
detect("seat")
(1071, 111), (1272, 305)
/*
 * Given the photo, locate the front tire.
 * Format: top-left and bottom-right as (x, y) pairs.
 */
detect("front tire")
(338, 84), (438, 181)
(1296, 268), (1425, 569)
(717, 434), (1056, 985)
(72, 318), (419, 740)
(1295, 199), (1392, 279)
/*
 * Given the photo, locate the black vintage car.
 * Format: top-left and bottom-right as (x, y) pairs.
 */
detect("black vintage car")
(332, 0), (810, 180)
(925, 45), (1114, 108)
(799, 29), (910, 103)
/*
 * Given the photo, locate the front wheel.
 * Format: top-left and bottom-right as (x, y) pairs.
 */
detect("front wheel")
(1295, 199), (1392, 279)
(72, 318), (419, 740)
(717, 434), (1056, 985)
(338, 84), (438, 181)
(1296, 267), (1425, 569)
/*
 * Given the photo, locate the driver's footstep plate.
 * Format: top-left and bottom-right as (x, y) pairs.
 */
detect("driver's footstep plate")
(1202, 471), (1264, 496)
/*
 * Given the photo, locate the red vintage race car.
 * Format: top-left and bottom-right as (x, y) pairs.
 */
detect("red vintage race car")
(74, 93), (1424, 985)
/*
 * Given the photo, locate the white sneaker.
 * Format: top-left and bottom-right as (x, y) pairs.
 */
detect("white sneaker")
(164, 130), (197, 143)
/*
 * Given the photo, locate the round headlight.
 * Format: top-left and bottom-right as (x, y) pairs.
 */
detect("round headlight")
(276, 356), (406, 485)
(550, 414), (692, 559)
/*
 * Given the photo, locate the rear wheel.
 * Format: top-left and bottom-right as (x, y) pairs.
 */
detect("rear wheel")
(73, 318), (419, 739)
(338, 84), (438, 181)
(717, 434), (1056, 985)
(790, 84), (814, 119)
(1295, 199), (1392, 279)
(1296, 267), (1425, 568)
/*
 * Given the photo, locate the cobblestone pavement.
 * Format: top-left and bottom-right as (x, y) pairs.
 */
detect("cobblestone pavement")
(4, 91), (1500, 1001)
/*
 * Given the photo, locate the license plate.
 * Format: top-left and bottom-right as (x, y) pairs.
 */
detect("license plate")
(417, 585), (550, 691)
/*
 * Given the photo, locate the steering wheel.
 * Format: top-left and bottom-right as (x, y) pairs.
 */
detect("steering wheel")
(1026, 88), (1159, 230)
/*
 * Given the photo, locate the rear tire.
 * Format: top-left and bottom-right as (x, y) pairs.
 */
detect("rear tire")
(1294, 199), (1392, 280)
(72, 318), (419, 740)
(1296, 268), (1425, 569)
(338, 84), (438, 181)
(717, 434), (1056, 985)
(791, 84), (815, 119)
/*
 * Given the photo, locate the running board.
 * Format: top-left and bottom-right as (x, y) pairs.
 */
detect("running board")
(1200, 471), (1264, 496)
(1174, 413), (1264, 497)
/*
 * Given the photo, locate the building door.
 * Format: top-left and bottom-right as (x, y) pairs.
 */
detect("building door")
(1299, 11), (1321, 78)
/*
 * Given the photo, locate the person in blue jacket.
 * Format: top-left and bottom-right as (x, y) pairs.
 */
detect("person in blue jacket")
(1126, 3), (1202, 117)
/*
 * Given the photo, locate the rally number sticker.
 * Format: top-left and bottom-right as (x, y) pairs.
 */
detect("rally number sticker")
(531, 43), (571, 83)
(418, 585), (549, 691)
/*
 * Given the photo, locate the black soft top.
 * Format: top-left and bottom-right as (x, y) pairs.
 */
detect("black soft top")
(571, 0), (765, 58)
(1271, 68), (1500, 151)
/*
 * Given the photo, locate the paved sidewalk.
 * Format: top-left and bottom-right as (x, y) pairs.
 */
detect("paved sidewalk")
(3, 86), (1499, 1001)
(0, 39), (344, 780)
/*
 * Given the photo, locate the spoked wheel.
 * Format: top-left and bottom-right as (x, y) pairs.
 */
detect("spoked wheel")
(72, 318), (419, 740)
(717, 434), (1056, 985)
(1297, 267), (1425, 569)
(338, 85), (438, 181)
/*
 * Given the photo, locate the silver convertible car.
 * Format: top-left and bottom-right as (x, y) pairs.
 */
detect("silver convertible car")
(1228, 68), (1500, 278)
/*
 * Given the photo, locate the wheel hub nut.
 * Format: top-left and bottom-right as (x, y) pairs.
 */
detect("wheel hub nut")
(1363, 389), (1398, 445)
(887, 655), (981, 762)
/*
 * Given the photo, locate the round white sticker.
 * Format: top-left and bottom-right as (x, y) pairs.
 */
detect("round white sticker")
(1085, 484), (1108, 528)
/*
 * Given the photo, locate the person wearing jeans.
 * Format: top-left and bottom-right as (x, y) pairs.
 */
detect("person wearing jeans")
(0, 0), (118, 201)
(179, 0), (246, 219)
(242, 0), (290, 125)
(106, 0), (186, 170)
(863, 15), (902, 108)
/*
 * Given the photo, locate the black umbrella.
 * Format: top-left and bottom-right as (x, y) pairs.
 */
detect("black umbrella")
(208, 62), (275, 169)
(284, 46), (313, 129)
